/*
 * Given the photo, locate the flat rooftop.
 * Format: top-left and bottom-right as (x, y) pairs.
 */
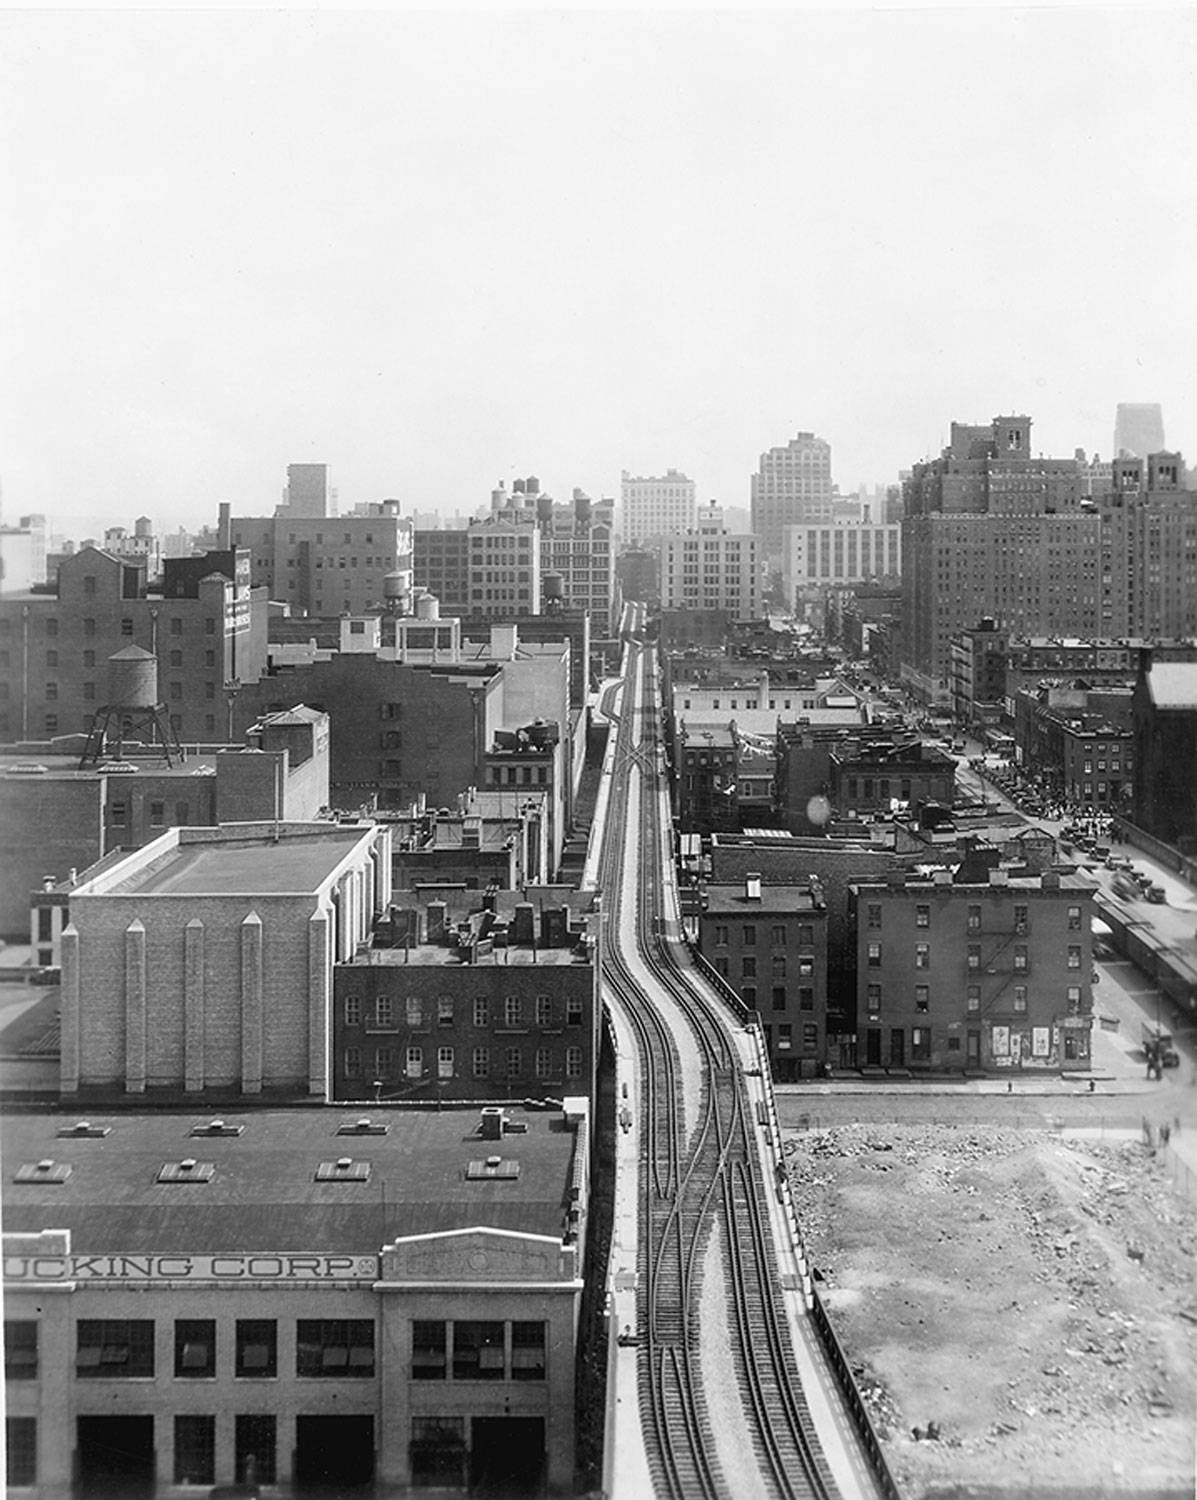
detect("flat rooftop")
(0, 754), (220, 782)
(703, 883), (822, 914)
(1, 1104), (579, 1252)
(109, 829), (368, 897)
(346, 942), (587, 968)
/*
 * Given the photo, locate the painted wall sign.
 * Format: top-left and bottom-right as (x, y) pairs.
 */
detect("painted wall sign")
(4, 1252), (378, 1284)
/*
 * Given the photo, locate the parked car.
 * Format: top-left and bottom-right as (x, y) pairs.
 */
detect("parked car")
(1146, 884), (1167, 904)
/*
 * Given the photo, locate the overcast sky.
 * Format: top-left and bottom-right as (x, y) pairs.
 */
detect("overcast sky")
(2, 5), (1195, 540)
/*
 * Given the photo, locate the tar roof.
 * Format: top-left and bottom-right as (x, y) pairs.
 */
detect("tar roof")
(703, 882), (821, 914)
(106, 829), (368, 897)
(1, 1105), (577, 1252)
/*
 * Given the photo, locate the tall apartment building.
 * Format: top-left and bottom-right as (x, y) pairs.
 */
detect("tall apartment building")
(659, 515), (759, 617)
(0, 547), (268, 745)
(1099, 453), (1197, 641)
(750, 431), (833, 569)
(620, 468), (696, 545)
(414, 479), (616, 635)
(902, 415), (1102, 693)
(1114, 403), (1165, 459)
(221, 493), (413, 619)
(780, 522), (900, 603)
(280, 461), (334, 517)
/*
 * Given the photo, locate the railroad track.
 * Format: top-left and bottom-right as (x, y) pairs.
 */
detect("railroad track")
(599, 637), (841, 1500)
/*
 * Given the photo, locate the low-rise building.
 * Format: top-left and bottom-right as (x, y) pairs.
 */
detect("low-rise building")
(2, 1099), (588, 1496)
(848, 866), (1096, 1073)
(332, 888), (600, 1106)
(1010, 684), (1134, 810)
(829, 739), (956, 818)
(59, 821), (392, 1100)
(698, 873), (829, 1079)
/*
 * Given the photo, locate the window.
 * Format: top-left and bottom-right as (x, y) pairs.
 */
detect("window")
(911, 1028), (931, 1061)
(798, 986), (814, 1011)
(45, 650), (58, 667)
(4, 1320), (37, 1380)
(1067, 905), (1082, 931)
(565, 1045), (583, 1079)
(915, 905), (930, 928)
(169, 649), (183, 667)
(1014, 945), (1029, 972)
(1067, 986), (1082, 1014)
(967, 944), (981, 970)
(235, 1320), (276, 1377)
(412, 1320), (447, 1379)
(406, 995), (422, 1027)
(76, 1319), (155, 1377)
(344, 1046), (362, 1078)
(505, 1046), (521, 1079)
(1067, 945), (1081, 970)
(866, 941), (882, 967)
(1013, 905), (1029, 935)
(535, 994), (552, 1027)
(83, 647), (96, 664)
(174, 1319), (215, 1377)
(473, 997), (489, 1028)
(566, 997), (584, 1026)
(915, 985), (929, 1013)
(296, 1319), (374, 1377)
(84, 621), (96, 640)
(45, 618), (58, 636)
(772, 925), (787, 945)
(967, 985), (981, 1012)
(174, 1415), (215, 1485)
(771, 955), (786, 978)
(170, 617), (183, 636)
(504, 995), (522, 1028)
(778, 1023), (793, 1050)
(741, 957), (756, 978)
(866, 983), (881, 1016)
(511, 1321), (546, 1380)
(802, 1023), (818, 1051)
(437, 995), (453, 1027)
(344, 994), (361, 1027)
(742, 925), (757, 945)
(149, 800), (165, 826)
(453, 1321), (504, 1380)
(967, 904), (982, 931)
(400, 1045), (420, 1080)
(7, 1417), (36, 1488)
(376, 994), (394, 1027)
(235, 1415), (276, 1486)
(915, 943), (929, 969)
(120, 618), (134, 637)
(1013, 986), (1028, 1013)
(44, 714), (57, 733)
(375, 1046), (394, 1078)
(867, 903), (882, 928)
(772, 986), (786, 1013)
(437, 1045), (454, 1079)
(714, 924), (728, 945)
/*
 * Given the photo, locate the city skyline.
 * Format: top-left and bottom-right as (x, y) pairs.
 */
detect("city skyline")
(3, 7), (1195, 539)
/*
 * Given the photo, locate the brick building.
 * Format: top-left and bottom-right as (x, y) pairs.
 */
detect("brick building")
(828, 738), (956, 817)
(59, 821), (392, 1100)
(0, 547), (268, 746)
(331, 888), (600, 1105)
(698, 873), (829, 1079)
(2, 1099), (588, 1496)
(1132, 652), (1197, 848)
(1010, 685), (1134, 810)
(848, 866), (1096, 1073)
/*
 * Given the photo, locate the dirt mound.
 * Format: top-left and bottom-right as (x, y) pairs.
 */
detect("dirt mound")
(785, 1125), (1196, 1498)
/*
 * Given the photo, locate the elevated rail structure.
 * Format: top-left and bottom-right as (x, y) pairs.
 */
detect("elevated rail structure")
(596, 608), (894, 1499)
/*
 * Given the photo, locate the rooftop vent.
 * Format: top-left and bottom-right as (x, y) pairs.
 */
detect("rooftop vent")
(191, 1119), (243, 1138)
(157, 1159), (215, 1183)
(316, 1158), (372, 1182)
(58, 1121), (110, 1139)
(338, 1117), (388, 1136)
(745, 873), (762, 901)
(479, 1106), (505, 1141)
(466, 1157), (521, 1180)
(15, 1160), (71, 1183)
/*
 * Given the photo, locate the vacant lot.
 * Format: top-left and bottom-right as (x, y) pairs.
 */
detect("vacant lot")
(784, 1125), (1196, 1499)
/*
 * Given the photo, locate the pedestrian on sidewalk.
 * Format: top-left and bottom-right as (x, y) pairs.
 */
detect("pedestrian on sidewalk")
(1162, 1122), (1172, 1147)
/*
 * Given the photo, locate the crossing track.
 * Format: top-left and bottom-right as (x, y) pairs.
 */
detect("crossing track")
(599, 627), (842, 1500)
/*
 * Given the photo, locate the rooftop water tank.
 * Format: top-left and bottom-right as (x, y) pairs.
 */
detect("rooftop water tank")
(415, 592), (440, 620)
(107, 646), (159, 709)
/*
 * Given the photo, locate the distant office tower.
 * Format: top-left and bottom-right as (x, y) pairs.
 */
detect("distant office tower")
(750, 432), (833, 569)
(1114, 404), (1165, 459)
(659, 510), (759, 617)
(281, 462), (332, 517)
(620, 469), (696, 545)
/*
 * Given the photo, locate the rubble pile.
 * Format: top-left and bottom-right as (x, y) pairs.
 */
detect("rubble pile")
(784, 1125), (1196, 1497)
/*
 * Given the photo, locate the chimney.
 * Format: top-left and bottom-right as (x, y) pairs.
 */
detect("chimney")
(480, 1107), (505, 1141)
(745, 873), (762, 901)
(512, 902), (536, 944)
(426, 901), (448, 943)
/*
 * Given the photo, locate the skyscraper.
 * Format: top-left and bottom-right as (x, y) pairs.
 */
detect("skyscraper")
(750, 431), (832, 570)
(620, 469), (696, 545)
(1114, 404), (1165, 459)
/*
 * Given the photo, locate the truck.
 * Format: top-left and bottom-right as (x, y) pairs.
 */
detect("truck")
(1142, 1023), (1180, 1071)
